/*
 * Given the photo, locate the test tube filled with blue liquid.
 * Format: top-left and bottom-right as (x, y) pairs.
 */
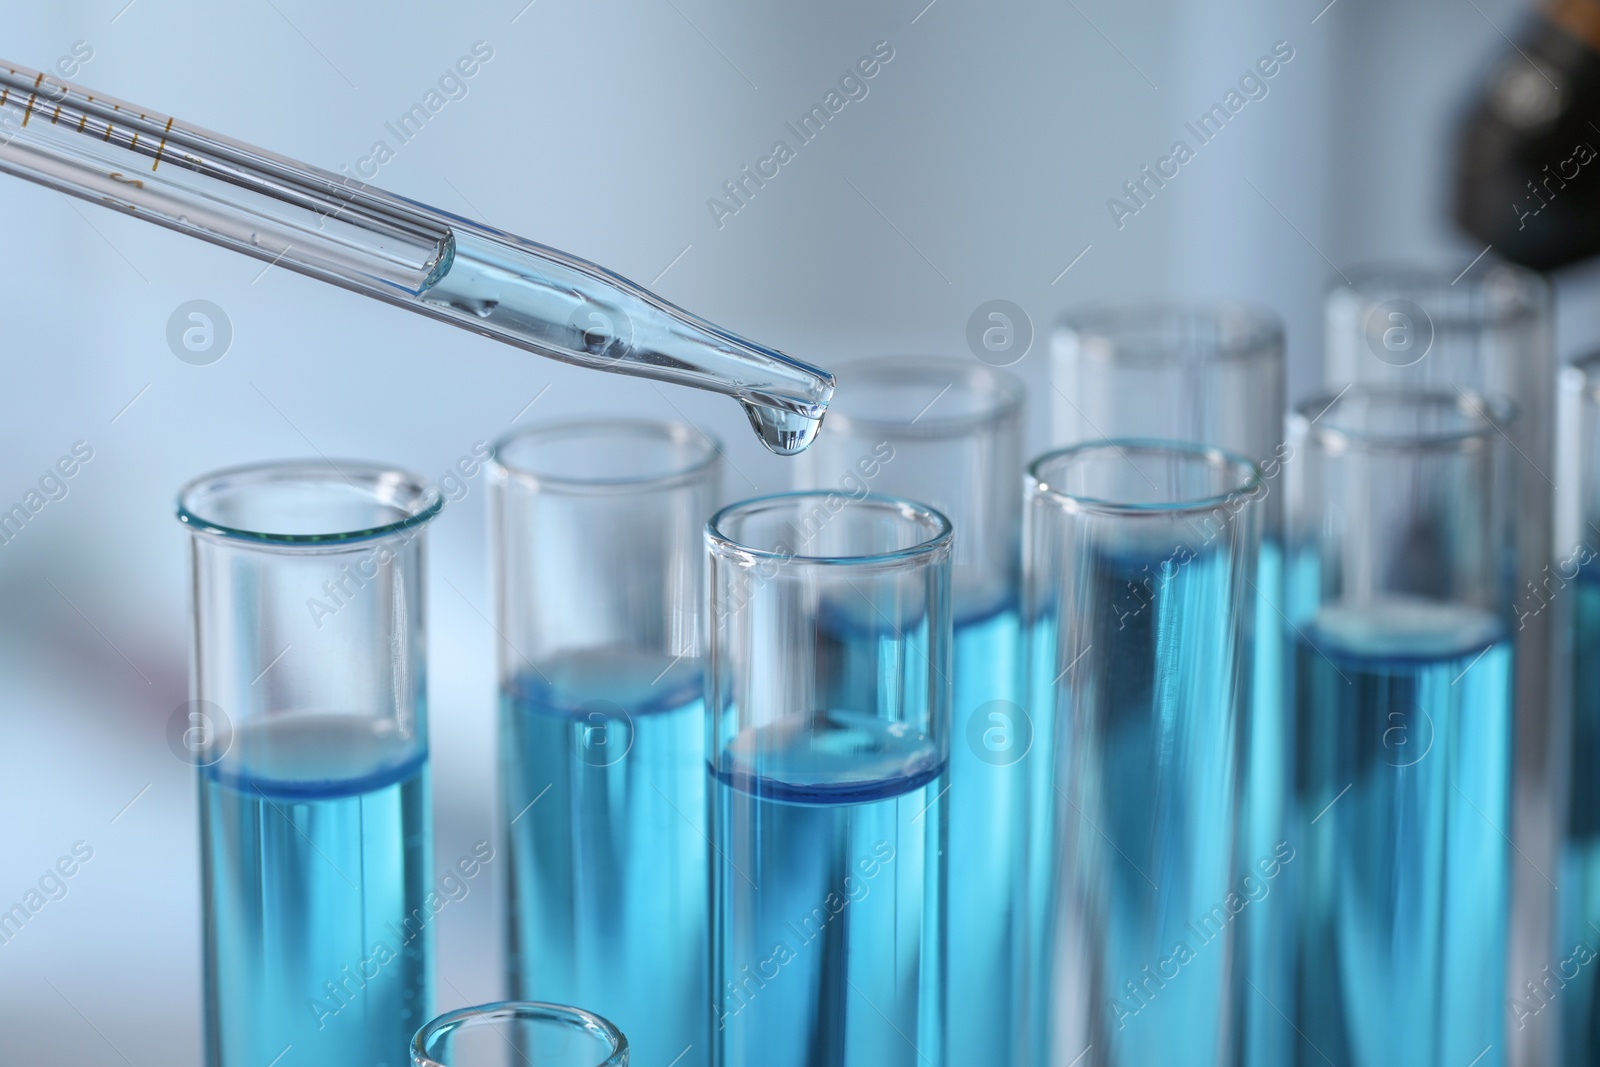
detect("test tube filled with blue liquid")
(177, 460), (442, 1067)
(793, 357), (1024, 1067)
(490, 420), (720, 1067)
(1554, 353), (1600, 1062)
(1286, 387), (1515, 1066)
(706, 492), (952, 1067)
(1025, 440), (1261, 1067)
(1052, 304), (1288, 1067)
(1326, 266), (1553, 1064)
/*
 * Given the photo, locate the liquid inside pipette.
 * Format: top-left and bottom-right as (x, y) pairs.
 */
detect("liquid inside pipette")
(417, 229), (825, 455)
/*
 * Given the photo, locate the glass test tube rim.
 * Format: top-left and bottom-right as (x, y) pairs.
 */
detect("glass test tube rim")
(490, 417), (722, 495)
(706, 490), (953, 568)
(175, 458), (443, 547)
(1294, 385), (1517, 456)
(1028, 437), (1261, 518)
(411, 1001), (628, 1067)
(1053, 300), (1285, 366)
(1330, 260), (1550, 331)
(819, 355), (1026, 439)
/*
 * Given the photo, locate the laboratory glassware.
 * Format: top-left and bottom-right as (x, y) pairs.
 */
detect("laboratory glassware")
(412, 1002), (627, 1067)
(1453, 0), (1600, 272)
(491, 420), (720, 1067)
(0, 60), (832, 454)
(1051, 304), (1288, 1067)
(1325, 264), (1552, 1066)
(1026, 439), (1261, 1067)
(792, 355), (1024, 1067)
(1286, 386), (1515, 1066)
(706, 492), (952, 1067)
(1554, 352), (1600, 1062)
(177, 460), (442, 1067)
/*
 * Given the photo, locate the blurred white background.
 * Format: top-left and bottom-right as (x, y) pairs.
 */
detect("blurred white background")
(3, 0), (1598, 1061)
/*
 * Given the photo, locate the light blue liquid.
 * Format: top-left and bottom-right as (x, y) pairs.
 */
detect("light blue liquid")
(1039, 541), (1244, 1066)
(421, 230), (824, 455)
(1292, 598), (1511, 1067)
(711, 711), (946, 1067)
(200, 713), (431, 1067)
(1237, 539), (1290, 1067)
(1557, 565), (1600, 1062)
(501, 650), (708, 1067)
(946, 591), (1024, 1067)
(1021, 607), (1059, 1067)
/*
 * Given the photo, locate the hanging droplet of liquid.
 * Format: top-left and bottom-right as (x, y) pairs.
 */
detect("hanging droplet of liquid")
(740, 400), (825, 456)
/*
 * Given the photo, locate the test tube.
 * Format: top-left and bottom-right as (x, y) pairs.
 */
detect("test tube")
(1026, 440), (1261, 1067)
(706, 492), (952, 1067)
(792, 356), (1024, 1067)
(490, 421), (720, 1067)
(177, 460), (442, 1067)
(1051, 304), (1288, 1067)
(1554, 353), (1600, 1062)
(412, 1002), (627, 1067)
(1285, 387), (1514, 1065)
(1324, 265), (1553, 1059)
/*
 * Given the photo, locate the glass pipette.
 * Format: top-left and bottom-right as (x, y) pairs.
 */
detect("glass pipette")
(0, 60), (832, 454)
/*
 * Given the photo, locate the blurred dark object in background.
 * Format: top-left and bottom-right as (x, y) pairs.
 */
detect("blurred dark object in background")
(1456, 0), (1600, 270)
